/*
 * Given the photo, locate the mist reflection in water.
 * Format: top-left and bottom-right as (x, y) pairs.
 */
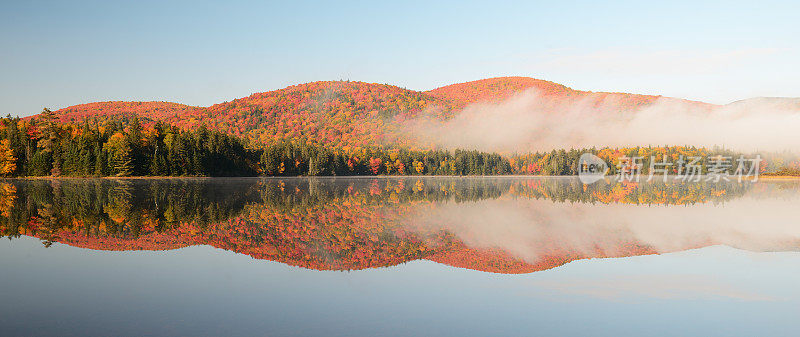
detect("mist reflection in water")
(0, 177), (797, 274)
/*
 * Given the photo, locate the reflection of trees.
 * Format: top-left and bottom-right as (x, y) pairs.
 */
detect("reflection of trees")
(1, 177), (761, 246)
(255, 177), (753, 209)
(104, 181), (133, 235)
(2, 177), (791, 274)
(0, 183), (16, 217)
(34, 203), (59, 247)
(0, 179), (261, 243)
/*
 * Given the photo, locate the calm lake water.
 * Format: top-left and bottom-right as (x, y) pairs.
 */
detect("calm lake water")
(1, 177), (799, 336)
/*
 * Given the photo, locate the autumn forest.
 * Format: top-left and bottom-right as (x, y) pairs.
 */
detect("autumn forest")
(4, 77), (799, 178)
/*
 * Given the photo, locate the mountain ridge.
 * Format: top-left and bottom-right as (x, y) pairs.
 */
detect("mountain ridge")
(34, 77), (733, 148)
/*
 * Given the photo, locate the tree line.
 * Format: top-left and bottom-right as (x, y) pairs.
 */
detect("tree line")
(0, 110), (255, 177)
(0, 109), (793, 177)
(0, 110), (515, 177)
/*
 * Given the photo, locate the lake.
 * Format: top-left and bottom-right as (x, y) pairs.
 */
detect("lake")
(1, 177), (799, 336)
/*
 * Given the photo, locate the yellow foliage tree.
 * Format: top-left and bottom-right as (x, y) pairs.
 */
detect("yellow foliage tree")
(103, 133), (132, 176)
(413, 160), (424, 174)
(0, 139), (16, 176)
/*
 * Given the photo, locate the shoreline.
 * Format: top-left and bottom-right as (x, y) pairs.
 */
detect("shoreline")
(4, 175), (800, 180)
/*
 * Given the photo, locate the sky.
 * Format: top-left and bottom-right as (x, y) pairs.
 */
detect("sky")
(2, 0), (799, 116)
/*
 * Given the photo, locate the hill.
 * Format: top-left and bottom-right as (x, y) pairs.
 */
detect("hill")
(30, 77), (720, 149)
(49, 101), (199, 124)
(426, 76), (578, 106)
(173, 81), (459, 147)
(426, 76), (697, 111)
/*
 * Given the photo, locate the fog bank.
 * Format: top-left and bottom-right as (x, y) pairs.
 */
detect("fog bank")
(412, 89), (800, 153)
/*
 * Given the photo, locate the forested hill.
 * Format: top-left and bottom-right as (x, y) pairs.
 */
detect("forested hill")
(173, 81), (459, 147)
(26, 77), (706, 149)
(1, 111), (797, 178)
(427, 77), (579, 106)
(426, 77), (669, 109)
(49, 101), (199, 124)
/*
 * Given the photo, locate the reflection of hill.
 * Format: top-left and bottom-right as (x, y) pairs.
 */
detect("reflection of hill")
(2, 178), (796, 274)
(56, 231), (192, 251)
(426, 242), (660, 274)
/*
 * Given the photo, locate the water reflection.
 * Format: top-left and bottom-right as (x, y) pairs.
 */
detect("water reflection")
(1, 177), (798, 274)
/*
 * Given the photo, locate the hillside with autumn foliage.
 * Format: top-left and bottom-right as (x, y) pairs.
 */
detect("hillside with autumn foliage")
(173, 81), (459, 147)
(426, 76), (714, 111)
(49, 101), (199, 124)
(31, 77), (713, 149)
(428, 76), (581, 106)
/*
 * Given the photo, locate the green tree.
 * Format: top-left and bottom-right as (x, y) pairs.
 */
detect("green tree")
(103, 133), (132, 176)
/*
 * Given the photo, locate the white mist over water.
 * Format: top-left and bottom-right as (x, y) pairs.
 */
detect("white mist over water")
(412, 89), (800, 153)
(404, 191), (800, 266)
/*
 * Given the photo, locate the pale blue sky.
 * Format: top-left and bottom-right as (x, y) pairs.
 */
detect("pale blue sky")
(2, 0), (799, 116)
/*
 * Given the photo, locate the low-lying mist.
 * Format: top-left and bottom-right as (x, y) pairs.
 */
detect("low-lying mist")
(411, 89), (800, 153)
(402, 192), (800, 265)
